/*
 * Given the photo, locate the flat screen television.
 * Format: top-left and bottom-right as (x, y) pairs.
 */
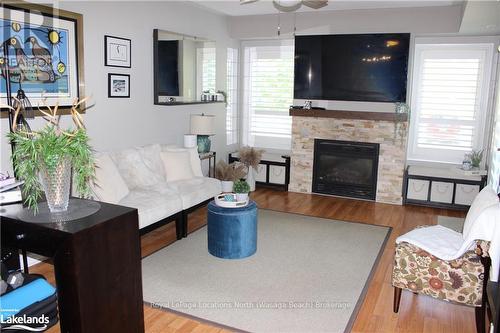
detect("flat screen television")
(294, 33), (410, 103)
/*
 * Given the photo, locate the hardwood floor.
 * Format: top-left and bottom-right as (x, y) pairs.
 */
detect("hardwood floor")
(30, 188), (474, 333)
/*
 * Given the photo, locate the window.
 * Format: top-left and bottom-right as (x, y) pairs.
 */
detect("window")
(242, 40), (294, 151)
(408, 43), (495, 163)
(226, 48), (239, 145)
(196, 46), (216, 96)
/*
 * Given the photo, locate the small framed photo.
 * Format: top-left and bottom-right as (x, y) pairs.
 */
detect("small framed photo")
(108, 73), (130, 98)
(105, 35), (131, 68)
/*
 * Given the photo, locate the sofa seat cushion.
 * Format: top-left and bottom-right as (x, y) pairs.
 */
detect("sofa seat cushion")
(119, 187), (183, 229)
(167, 177), (221, 209)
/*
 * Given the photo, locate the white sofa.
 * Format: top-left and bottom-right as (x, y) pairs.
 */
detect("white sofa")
(89, 143), (221, 239)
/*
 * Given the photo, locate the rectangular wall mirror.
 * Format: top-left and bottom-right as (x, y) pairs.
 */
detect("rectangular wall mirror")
(153, 29), (217, 105)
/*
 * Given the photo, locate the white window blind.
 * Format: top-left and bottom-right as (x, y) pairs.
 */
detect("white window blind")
(408, 43), (494, 163)
(242, 40), (294, 151)
(196, 46), (216, 95)
(226, 48), (239, 146)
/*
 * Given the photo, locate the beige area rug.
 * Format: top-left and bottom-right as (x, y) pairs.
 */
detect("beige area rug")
(437, 216), (465, 233)
(142, 209), (391, 333)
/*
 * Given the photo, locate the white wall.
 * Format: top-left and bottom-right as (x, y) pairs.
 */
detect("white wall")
(231, 5), (465, 114)
(1, 1), (236, 173)
(228, 5), (464, 39)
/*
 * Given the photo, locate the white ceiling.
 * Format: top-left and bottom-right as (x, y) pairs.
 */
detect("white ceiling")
(460, 0), (500, 34)
(191, 0), (464, 17)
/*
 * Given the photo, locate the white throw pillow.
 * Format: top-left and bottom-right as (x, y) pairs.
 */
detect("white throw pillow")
(109, 148), (162, 189)
(91, 154), (130, 203)
(162, 146), (203, 177)
(463, 185), (499, 239)
(160, 151), (195, 182)
(138, 144), (166, 181)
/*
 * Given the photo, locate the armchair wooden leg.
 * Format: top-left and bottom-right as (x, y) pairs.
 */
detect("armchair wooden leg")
(393, 287), (402, 313)
(476, 256), (491, 333)
(475, 306), (485, 333)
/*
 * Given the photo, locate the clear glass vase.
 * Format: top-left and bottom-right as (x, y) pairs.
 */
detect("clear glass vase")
(39, 157), (72, 213)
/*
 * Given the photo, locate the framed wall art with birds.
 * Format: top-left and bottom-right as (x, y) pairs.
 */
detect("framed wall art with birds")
(0, 2), (85, 115)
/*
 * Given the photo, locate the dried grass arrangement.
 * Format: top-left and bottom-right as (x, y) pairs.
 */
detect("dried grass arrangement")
(238, 146), (264, 171)
(215, 160), (247, 182)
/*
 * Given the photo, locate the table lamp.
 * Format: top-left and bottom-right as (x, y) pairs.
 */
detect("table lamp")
(190, 113), (215, 153)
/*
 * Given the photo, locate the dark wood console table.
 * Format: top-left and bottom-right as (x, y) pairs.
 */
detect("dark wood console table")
(0, 200), (145, 333)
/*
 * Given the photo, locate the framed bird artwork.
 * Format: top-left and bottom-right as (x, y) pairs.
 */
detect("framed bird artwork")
(0, 2), (85, 115)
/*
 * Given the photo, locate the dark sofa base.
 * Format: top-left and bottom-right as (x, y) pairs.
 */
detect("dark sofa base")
(139, 198), (212, 240)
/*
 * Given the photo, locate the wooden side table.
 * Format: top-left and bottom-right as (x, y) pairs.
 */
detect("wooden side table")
(199, 151), (216, 178)
(0, 200), (145, 333)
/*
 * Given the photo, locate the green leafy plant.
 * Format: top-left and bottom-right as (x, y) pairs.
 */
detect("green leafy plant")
(233, 180), (250, 194)
(5, 98), (95, 212)
(470, 150), (483, 168)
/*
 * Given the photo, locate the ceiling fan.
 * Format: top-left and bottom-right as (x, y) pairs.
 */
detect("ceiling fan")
(240, 0), (328, 13)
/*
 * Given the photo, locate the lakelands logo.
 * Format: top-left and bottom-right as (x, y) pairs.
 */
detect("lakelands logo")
(0, 313), (49, 331)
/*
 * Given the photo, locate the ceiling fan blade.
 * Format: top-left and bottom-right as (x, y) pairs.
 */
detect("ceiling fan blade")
(303, 0), (328, 9)
(240, 0), (259, 4)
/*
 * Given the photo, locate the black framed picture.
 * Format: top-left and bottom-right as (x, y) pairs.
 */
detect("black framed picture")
(108, 73), (130, 98)
(104, 35), (131, 68)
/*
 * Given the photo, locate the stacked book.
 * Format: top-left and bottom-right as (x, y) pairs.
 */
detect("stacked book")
(0, 176), (24, 205)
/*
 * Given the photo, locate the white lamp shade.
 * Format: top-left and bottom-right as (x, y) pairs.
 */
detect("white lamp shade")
(190, 114), (215, 135)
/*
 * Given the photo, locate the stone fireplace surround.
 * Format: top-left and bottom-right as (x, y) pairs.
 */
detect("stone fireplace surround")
(289, 109), (408, 205)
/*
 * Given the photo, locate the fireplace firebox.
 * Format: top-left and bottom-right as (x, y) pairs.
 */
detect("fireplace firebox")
(312, 139), (380, 200)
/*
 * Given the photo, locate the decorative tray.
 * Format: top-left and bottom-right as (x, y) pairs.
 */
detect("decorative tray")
(214, 193), (249, 208)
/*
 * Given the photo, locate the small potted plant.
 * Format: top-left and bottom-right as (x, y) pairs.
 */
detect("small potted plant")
(233, 180), (250, 202)
(470, 150), (483, 168)
(215, 160), (246, 193)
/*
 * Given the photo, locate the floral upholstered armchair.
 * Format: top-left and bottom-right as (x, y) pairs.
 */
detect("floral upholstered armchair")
(392, 238), (490, 332)
(392, 185), (500, 333)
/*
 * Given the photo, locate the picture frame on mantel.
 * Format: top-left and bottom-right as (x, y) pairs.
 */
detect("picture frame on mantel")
(104, 35), (131, 68)
(108, 73), (130, 98)
(0, 2), (85, 117)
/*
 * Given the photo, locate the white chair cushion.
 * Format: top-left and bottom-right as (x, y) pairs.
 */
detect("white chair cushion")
(161, 145), (203, 177)
(167, 177), (221, 209)
(463, 185), (499, 239)
(109, 148), (163, 189)
(160, 151), (195, 182)
(91, 153), (129, 204)
(118, 186), (183, 229)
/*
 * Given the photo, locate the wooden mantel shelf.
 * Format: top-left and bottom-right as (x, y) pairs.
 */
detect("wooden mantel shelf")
(289, 108), (408, 122)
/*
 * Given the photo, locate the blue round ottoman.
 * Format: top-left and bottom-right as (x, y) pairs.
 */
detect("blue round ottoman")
(207, 200), (258, 259)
